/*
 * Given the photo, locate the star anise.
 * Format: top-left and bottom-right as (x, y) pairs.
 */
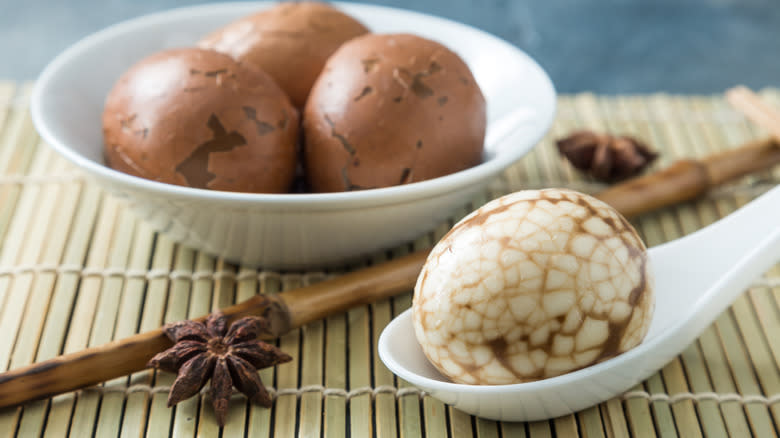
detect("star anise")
(556, 130), (658, 183)
(148, 313), (292, 426)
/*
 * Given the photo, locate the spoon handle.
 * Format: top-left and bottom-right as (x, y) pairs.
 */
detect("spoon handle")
(649, 184), (780, 333)
(652, 184), (780, 267)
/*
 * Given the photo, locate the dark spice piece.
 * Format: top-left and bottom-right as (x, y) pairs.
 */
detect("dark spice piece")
(148, 313), (291, 426)
(556, 130), (658, 183)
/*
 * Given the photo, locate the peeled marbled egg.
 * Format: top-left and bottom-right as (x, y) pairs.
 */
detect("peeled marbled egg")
(199, 1), (369, 108)
(102, 48), (298, 193)
(412, 189), (654, 385)
(302, 33), (486, 192)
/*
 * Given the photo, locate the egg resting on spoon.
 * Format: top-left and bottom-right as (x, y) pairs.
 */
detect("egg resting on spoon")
(412, 189), (655, 385)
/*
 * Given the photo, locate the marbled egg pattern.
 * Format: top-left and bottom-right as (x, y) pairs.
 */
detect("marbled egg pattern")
(412, 189), (654, 385)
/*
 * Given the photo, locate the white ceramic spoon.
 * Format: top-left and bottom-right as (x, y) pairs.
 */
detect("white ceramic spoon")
(379, 183), (780, 422)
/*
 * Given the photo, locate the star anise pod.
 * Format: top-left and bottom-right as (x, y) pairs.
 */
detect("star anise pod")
(148, 313), (292, 426)
(556, 130), (658, 183)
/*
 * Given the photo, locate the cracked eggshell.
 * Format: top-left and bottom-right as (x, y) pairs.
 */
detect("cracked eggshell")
(102, 48), (299, 193)
(412, 189), (655, 385)
(302, 33), (486, 192)
(199, 1), (369, 108)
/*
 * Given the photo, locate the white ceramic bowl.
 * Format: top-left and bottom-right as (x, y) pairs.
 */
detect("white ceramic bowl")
(31, 2), (556, 269)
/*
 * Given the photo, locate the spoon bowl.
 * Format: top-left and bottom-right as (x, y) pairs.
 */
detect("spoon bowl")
(379, 184), (780, 421)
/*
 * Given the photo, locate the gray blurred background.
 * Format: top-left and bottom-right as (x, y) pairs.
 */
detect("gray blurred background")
(2, 0), (779, 93)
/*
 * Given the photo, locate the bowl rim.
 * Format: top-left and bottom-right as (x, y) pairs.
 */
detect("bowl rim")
(30, 1), (556, 208)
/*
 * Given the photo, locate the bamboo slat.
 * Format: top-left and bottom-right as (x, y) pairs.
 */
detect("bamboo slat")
(147, 243), (196, 434)
(273, 275), (302, 438)
(120, 228), (172, 437)
(0, 85), (37, 246)
(324, 309), (347, 438)
(6, 150), (73, 437)
(527, 420), (552, 438)
(299, 287), (325, 438)
(0, 82), (17, 131)
(501, 421), (527, 438)
(687, 96), (758, 438)
(646, 96), (706, 438)
(606, 96), (659, 438)
(348, 279), (373, 438)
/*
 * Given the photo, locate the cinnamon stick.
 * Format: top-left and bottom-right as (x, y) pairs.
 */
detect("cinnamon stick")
(0, 138), (778, 409)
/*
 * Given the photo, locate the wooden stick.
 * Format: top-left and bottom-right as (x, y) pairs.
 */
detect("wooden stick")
(597, 86), (780, 218)
(0, 252), (427, 408)
(726, 86), (780, 141)
(597, 138), (780, 218)
(0, 137), (778, 408)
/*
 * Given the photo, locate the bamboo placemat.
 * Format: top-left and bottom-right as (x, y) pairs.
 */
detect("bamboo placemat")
(0, 82), (779, 437)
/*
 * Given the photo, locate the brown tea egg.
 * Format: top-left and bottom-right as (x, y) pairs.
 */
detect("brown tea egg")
(412, 189), (654, 385)
(199, 1), (369, 108)
(303, 33), (486, 192)
(102, 48), (298, 193)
